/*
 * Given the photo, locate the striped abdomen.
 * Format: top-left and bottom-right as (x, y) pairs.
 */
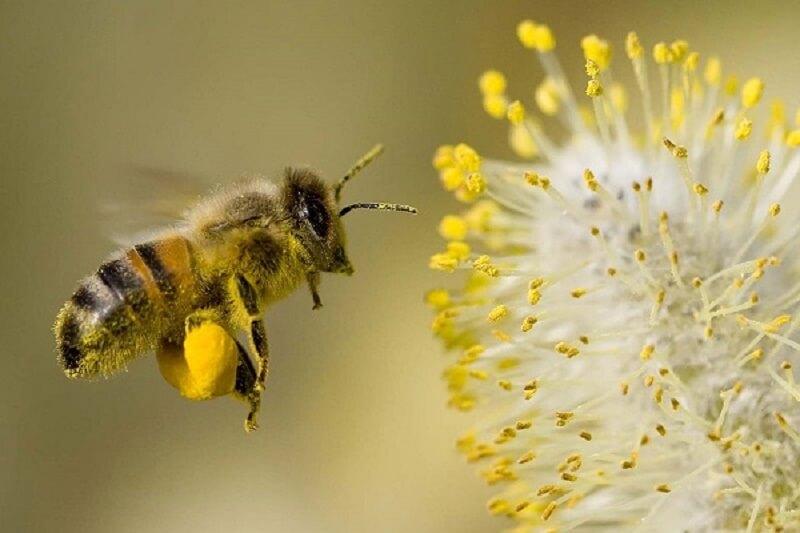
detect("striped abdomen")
(55, 236), (197, 378)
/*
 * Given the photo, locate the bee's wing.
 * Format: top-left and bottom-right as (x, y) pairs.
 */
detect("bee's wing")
(103, 165), (218, 247)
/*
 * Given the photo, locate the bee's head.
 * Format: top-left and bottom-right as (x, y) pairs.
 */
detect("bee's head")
(282, 145), (416, 276)
(282, 168), (353, 275)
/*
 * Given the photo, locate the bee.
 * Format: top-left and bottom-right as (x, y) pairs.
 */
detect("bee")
(54, 145), (416, 432)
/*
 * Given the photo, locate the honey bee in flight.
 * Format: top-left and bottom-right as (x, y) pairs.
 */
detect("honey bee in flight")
(54, 145), (416, 432)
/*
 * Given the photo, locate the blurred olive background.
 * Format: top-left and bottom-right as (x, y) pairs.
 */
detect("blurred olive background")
(2, 1), (799, 532)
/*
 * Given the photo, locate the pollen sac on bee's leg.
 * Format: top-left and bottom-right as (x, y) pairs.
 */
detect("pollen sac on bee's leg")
(156, 319), (238, 400)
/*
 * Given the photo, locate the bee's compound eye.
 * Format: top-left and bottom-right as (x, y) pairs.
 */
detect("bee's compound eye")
(306, 196), (330, 238)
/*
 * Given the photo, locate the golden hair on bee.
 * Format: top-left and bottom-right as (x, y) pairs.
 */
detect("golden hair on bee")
(54, 144), (416, 432)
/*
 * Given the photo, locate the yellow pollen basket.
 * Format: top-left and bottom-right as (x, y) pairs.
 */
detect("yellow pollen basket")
(157, 322), (239, 400)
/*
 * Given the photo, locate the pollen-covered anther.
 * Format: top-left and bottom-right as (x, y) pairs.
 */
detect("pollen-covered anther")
(586, 79), (604, 97)
(742, 77), (765, 108)
(555, 341), (580, 358)
(561, 472), (578, 482)
(734, 118), (753, 140)
(439, 215), (467, 241)
(581, 34), (612, 71)
(521, 315), (538, 332)
(524, 171), (550, 189)
(497, 379), (513, 391)
(487, 305), (508, 323)
(640, 344), (655, 360)
(656, 424), (667, 436)
(518, 451), (536, 465)
(625, 31), (643, 59)
(479, 70), (507, 96)
(472, 255), (499, 277)
(466, 173), (486, 194)
(579, 431), (593, 441)
(516, 20), (555, 52)
(571, 288), (587, 299)
(541, 502), (558, 521)
(506, 100), (526, 125)
(555, 411), (574, 427)
(656, 484), (672, 493)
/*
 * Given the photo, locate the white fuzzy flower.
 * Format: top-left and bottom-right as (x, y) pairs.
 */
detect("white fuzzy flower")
(429, 21), (800, 532)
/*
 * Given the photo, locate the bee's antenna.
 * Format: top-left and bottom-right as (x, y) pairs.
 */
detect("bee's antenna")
(334, 144), (385, 203)
(339, 202), (418, 217)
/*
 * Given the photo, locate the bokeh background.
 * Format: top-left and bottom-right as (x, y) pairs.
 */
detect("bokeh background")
(3, 1), (800, 531)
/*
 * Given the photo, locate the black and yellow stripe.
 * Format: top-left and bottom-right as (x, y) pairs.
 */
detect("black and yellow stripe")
(55, 237), (196, 378)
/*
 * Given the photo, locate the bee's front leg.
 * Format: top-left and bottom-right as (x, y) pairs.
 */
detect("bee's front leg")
(307, 271), (323, 310)
(232, 274), (269, 432)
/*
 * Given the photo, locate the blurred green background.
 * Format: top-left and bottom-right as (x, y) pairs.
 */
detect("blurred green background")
(2, 1), (799, 531)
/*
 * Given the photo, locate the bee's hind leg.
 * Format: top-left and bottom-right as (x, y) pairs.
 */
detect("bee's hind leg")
(232, 274), (270, 432)
(232, 341), (261, 432)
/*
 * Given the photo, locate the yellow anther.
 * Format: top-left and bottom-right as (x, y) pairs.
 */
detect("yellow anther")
(653, 42), (672, 64)
(586, 79), (603, 97)
(527, 289), (541, 306)
(446, 241), (470, 261)
(579, 431), (593, 441)
(535, 77), (560, 115)
(537, 484), (556, 496)
(656, 424), (667, 436)
(607, 267), (617, 277)
(516, 420), (532, 430)
(473, 255), (499, 277)
(621, 383), (629, 395)
(487, 305), (508, 323)
(542, 502), (557, 521)
(663, 137), (687, 158)
(555, 342), (580, 358)
(507, 100), (526, 125)
(466, 172), (486, 194)
(479, 70), (507, 96)
(644, 375), (654, 387)
(454, 143), (481, 172)
(579, 336), (589, 345)
(694, 183), (708, 196)
(625, 31), (643, 59)
(656, 484), (672, 493)
(430, 253), (458, 272)
(440, 167), (464, 191)
(724, 75), (738, 97)
(561, 472), (577, 482)
(704, 57), (722, 85)
(487, 497), (511, 515)
(757, 151), (771, 174)
(786, 129), (800, 147)
(585, 58), (600, 79)
(516, 20), (556, 52)
(635, 249), (647, 262)
(734, 118), (752, 140)
(483, 94), (507, 119)
(671, 398), (680, 410)
(433, 145), (455, 170)
(514, 501), (530, 513)
(424, 289), (450, 309)
(521, 315), (538, 332)
(742, 77), (764, 108)
(711, 108), (725, 125)
(769, 203), (781, 217)
(581, 34), (612, 70)
(469, 369), (488, 380)
(713, 200), (724, 213)
(438, 215), (467, 240)
(694, 278), (704, 291)
(518, 451), (536, 464)
(640, 345), (655, 361)
(670, 40), (689, 62)
(683, 51), (699, 71)
(524, 171), (550, 189)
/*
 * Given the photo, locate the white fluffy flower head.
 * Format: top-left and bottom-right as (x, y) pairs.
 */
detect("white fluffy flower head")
(429, 21), (800, 532)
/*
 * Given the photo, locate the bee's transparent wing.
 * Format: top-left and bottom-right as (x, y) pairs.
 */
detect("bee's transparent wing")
(103, 165), (217, 247)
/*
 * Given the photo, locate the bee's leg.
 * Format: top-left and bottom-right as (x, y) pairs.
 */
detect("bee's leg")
(233, 274), (269, 432)
(232, 340), (260, 431)
(307, 271), (323, 310)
